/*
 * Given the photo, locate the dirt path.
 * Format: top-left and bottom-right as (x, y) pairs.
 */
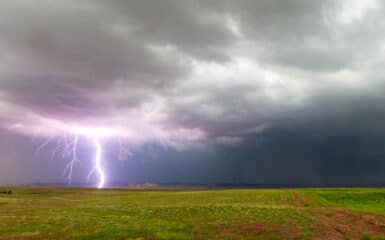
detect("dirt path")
(292, 191), (306, 207)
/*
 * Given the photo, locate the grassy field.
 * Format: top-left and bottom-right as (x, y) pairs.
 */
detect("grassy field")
(1, 188), (385, 239)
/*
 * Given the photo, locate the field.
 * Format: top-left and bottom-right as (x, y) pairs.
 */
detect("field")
(1, 188), (385, 239)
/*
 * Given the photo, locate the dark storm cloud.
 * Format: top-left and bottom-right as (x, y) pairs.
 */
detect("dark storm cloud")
(1, 0), (385, 185)
(0, 0), (189, 121)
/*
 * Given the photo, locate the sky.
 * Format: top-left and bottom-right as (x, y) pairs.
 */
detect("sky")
(1, 0), (385, 186)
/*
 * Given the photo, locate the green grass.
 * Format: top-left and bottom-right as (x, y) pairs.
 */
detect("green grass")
(0, 188), (385, 239)
(300, 188), (385, 214)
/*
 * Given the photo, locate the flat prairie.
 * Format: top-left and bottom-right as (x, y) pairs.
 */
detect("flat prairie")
(1, 188), (385, 239)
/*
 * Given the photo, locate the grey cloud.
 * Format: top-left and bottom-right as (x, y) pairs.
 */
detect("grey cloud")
(95, 0), (236, 61)
(0, 0), (385, 185)
(211, 0), (385, 72)
(0, 0), (190, 121)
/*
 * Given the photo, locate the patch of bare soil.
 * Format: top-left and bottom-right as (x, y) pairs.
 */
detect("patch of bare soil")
(214, 222), (303, 240)
(311, 207), (385, 239)
(213, 207), (385, 239)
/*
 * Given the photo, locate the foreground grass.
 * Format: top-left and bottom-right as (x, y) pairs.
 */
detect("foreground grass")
(0, 188), (384, 239)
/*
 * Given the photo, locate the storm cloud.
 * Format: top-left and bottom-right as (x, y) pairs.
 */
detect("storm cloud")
(1, 0), (385, 186)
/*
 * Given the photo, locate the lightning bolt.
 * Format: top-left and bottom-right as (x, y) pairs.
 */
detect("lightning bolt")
(38, 132), (108, 188)
(88, 136), (105, 189)
(21, 124), (135, 189)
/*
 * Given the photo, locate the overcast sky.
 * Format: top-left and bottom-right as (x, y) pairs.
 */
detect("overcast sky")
(1, 0), (385, 186)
